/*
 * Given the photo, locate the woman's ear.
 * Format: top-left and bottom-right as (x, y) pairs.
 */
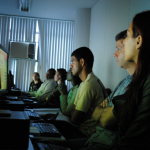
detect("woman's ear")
(136, 35), (143, 49)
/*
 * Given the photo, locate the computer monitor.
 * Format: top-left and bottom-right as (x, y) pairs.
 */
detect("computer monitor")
(0, 44), (8, 96)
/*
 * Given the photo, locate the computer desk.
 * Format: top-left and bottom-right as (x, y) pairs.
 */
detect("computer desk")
(32, 108), (61, 114)
(29, 108), (66, 141)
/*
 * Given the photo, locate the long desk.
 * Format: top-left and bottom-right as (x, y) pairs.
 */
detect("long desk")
(29, 108), (66, 142)
(33, 108), (61, 114)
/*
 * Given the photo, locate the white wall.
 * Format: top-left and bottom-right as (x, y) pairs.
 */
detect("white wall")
(0, 0), (98, 21)
(74, 8), (91, 49)
(90, 0), (150, 90)
(1, 0), (150, 91)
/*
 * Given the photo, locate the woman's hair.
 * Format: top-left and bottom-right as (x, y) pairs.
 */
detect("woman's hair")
(33, 72), (42, 82)
(57, 68), (67, 82)
(119, 11), (150, 129)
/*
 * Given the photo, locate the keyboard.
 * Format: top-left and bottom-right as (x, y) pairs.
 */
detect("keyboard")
(37, 142), (70, 150)
(30, 123), (61, 137)
(0, 96), (18, 100)
(25, 110), (41, 120)
(23, 99), (33, 103)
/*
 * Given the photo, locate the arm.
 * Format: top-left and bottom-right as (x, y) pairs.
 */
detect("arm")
(92, 104), (106, 121)
(92, 98), (109, 121)
(99, 106), (117, 129)
(46, 86), (60, 102)
(71, 109), (86, 126)
(60, 86), (78, 117)
(29, 91), (37, 97)
(70, 83), (94, 125)
(36, 80), (57, 101)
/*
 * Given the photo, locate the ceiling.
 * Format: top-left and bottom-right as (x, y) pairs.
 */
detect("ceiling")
(0, 0), (99, 21)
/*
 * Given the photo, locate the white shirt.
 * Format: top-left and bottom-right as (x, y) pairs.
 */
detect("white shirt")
(30, 78), (57, 102)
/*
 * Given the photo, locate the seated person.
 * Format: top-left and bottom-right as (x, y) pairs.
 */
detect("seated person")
(45, 68), (67, 107)
(59, 68), (82, 117)
(29, 72), (43, 92)
(87, 10), (150, 150)
(69, 47), (107, 137)
(29, 68), (57, 104)
(83, 30), (136, 150)
(52, 30), (137, 150)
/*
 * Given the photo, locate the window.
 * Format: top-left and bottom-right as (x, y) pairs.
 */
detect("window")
(34, 21), (39, 72)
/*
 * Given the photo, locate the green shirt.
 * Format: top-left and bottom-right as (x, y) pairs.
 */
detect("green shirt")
(60, 85), (79, 117)
(86, 126), (116, 147)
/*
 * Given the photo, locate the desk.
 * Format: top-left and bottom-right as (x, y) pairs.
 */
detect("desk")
(32, 108), (77, 127)
(29, 108), (66, 141)
(29, 134), (66, 141)
(33, 108), (61, 114)
(9, 89), (22, 96)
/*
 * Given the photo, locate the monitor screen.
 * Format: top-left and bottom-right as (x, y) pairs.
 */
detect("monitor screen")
(0, 44), (8, 96)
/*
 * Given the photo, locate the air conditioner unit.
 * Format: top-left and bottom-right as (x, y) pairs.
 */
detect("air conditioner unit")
(10, 41), (35, 59)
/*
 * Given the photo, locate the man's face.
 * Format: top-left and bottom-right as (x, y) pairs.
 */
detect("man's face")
(46, 70), (52, 79)
(114, 39), (127, 68)
(70, 56), (82, 76)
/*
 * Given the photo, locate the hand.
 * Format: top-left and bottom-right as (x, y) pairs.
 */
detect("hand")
(92, 105), (106, 121)
(99, 107), (117, 129)
(59, 85), (67, 95)
(100, 99), (108, 107)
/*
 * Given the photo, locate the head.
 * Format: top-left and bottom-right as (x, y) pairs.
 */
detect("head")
(54, 68), (67, 82)
(46, 68), (56, 79)
(32, 72), (40, 81)
(124, 11), (150, 64)
(119, 11), (150, 126)
(114, 30), (128, 68)
(70, 47), (94, 75)
(67, 69), (82, 86)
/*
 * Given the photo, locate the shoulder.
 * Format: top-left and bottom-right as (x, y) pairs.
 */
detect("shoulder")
(87, 73), (105, 90)
(74, 85), (79, 90)
(142, 74), (150, 89)
(48, 79), (56, 83)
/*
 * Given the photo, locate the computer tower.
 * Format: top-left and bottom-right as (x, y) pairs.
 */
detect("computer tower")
(0, 110), (30, 149)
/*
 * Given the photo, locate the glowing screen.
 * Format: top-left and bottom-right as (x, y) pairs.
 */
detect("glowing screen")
(0, 48), (7, 90)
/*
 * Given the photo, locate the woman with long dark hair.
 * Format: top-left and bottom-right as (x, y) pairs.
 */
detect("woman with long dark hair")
(29, 72), (43, 92)
(109, 10), (150, 150)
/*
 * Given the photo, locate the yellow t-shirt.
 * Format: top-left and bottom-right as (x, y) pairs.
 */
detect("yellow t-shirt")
(74, 72), (107, 137)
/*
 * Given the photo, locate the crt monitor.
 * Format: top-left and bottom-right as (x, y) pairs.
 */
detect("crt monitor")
(0, 44), (8, 96)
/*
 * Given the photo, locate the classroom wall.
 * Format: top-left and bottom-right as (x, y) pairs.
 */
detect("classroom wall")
(90, 0), (150, 90)
(1, 0), (150, 91)
(74, 8), (91, 49)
